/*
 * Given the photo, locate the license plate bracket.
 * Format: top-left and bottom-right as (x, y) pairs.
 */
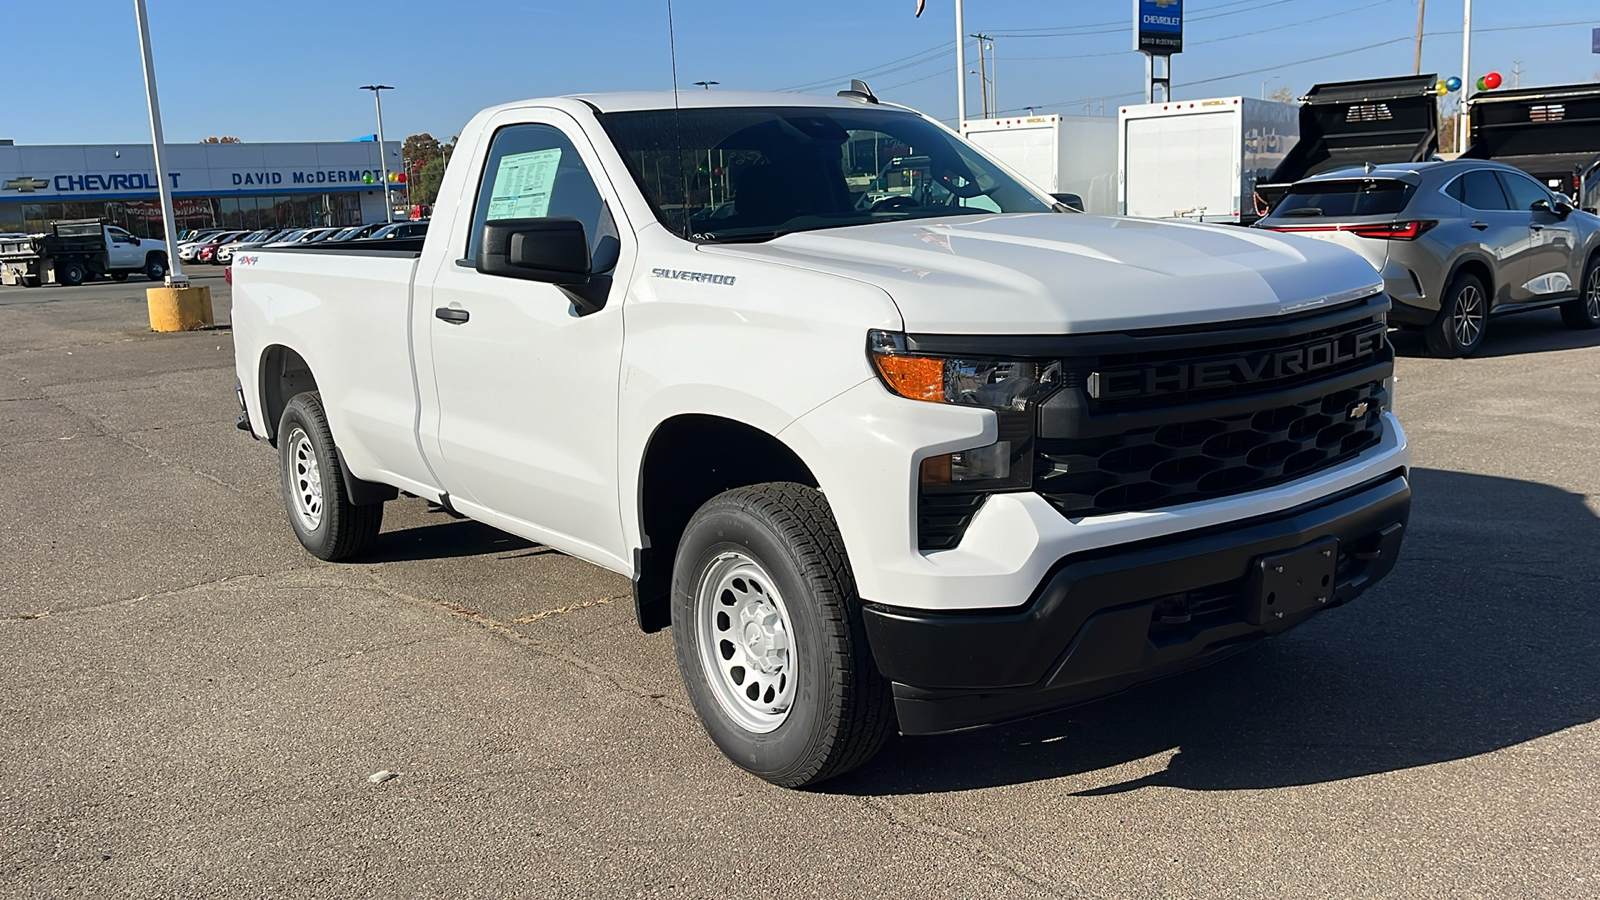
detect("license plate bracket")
(1247, 537), (1339, 625)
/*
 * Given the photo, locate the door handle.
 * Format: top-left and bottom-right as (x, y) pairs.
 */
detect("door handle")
(435, 307), (470, 324)
(1469, 221), (1489, 230)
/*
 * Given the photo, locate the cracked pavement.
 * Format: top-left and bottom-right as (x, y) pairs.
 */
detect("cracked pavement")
(1, 272), (1597, 898)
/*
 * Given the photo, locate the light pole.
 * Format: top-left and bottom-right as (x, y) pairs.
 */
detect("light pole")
(955, 0), (967, 125)
(133, 0), (184, 286)
(694, 80), (718, 89)
(1262, 75), (1279, 100)
(360, 84), (394, 223)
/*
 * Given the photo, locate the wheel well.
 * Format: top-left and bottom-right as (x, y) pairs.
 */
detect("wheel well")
(1449, 258), (1495, 307)
(633, 414), (819, 633)
(259, 345), (317, 444)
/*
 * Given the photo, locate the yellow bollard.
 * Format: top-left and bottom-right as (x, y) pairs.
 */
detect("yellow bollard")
(146, 284), (214, 332)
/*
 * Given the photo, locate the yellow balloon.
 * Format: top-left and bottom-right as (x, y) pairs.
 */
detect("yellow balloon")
(1436, 81), (1449, 96)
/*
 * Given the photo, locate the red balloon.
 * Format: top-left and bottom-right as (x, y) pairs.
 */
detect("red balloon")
(1484, 71), (1503, 90)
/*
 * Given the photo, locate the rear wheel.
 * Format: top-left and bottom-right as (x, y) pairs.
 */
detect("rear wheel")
(1559, 257), (1600, 330)
(277, 392), (384, 561)
(56, 261), (86, 287)
(1425, 271), (1489, 358)
(672, 483), (892, 788)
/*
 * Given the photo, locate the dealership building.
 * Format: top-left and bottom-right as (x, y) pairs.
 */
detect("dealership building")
(0, 138), (402, 237)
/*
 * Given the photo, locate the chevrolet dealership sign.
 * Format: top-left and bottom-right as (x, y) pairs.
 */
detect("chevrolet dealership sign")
(1135, 0), (1183, 55)
(0, 141), (400, 200)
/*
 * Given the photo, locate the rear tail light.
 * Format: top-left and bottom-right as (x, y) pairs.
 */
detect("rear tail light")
(1263, 220), (1436, 241)
(1346, 220), (1436, 240)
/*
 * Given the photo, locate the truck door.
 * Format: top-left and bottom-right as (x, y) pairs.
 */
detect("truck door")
(1500, 169), (1582, 300)
(106, 226), (141, 269)
(426, 117), (629, 566)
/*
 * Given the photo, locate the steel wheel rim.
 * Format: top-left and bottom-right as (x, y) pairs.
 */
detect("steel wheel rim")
(695, 551), (797, 733)
(288, 428), (324, 531)
(1453, 284), (1484, 347)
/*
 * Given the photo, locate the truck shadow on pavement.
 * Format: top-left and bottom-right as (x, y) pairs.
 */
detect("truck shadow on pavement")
(359, 513), (543, 564)
(1391, 308), (1600, 359)
(830, 467), (1600, 796)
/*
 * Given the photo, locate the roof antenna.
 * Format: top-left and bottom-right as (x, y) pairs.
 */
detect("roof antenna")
(665, 0), (692, 240)
(838, 79), (879, 104)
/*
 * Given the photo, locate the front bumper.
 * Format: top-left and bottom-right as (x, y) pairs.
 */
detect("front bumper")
(863, 470), (1410, 735)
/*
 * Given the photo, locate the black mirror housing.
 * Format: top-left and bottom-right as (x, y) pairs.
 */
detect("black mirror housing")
(477, 217), (591, 284)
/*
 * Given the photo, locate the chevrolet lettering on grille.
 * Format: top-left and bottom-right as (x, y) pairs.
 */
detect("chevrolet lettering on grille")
(1087, 323), (1388, 400)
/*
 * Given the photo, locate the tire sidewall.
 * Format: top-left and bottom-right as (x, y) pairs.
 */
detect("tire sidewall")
(1436, 272), (1488, 356)
(59, 262), (85, 286)
(278, 396), (335, 554)
(146, 254), (166, 281)
(1580, 259), (1600, 326)
(672, 501), (835, 782)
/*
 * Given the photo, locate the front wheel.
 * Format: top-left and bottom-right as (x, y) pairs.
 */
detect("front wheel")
(1559, 257), (1600, 330)
(277, 392), (383, 561)
(145, 254), (167, 282)
(1425, 271), (1489, 357)
(672, 483), (893, 788)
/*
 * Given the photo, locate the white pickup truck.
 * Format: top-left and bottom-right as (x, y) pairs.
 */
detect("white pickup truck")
(232, 87), (1411, 787)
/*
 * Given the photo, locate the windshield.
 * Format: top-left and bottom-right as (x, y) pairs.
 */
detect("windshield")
(598, 105), (1052, 242)
(1271, 179), (1415, 218)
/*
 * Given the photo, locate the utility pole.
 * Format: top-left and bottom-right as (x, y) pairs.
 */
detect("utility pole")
(359, 85), (394, 223)
(1413, 0), (1427, 76)
(987, 38), (997, 115)
(693, 80), (718, 89)
(971, 33), (991, 117)
(1511, 60), (1523, 88)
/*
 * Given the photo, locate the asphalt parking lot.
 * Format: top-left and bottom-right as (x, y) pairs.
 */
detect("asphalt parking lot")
(1, 271), (1597, 898)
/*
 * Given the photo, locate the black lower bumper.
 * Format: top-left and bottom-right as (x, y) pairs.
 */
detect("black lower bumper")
(1387, 299), (1439, 326)
(863, 471), (1410, 736)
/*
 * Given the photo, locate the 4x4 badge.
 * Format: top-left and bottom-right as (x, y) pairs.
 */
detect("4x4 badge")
(3, 177), (49, 192)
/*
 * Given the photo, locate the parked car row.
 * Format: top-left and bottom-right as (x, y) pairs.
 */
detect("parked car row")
(175, 220), (429, 265)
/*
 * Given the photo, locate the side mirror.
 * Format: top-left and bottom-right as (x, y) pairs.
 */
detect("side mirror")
(1532, 198), (1572, 219)
(1554, 196), (1574, 218)
(1051, 192), (1085, 212)
(131, 236), (141, 245)
(476, 217), (591, 284)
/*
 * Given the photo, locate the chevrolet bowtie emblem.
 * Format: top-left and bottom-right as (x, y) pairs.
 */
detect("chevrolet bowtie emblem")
(3, 177), (49, 192)
(1348, 401), (1371, 419)
(1153, 0), (1180, 7)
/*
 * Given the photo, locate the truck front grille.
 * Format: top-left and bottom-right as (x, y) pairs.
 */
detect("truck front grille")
(1035, 380), (1385, 518)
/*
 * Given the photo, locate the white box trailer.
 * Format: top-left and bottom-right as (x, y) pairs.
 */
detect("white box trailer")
(961, 114), (1117, 215)
(1118, 97), (1299, 224)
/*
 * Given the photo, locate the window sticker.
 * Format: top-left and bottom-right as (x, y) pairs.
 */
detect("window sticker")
(486, 147), (562, 219)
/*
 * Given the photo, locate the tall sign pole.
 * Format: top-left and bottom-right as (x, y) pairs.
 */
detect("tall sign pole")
(954, 0), (967, 126)
(1135, 0), (1183, 103)
(133, 0), (185, 286)
(1459, 0), (1472, 153)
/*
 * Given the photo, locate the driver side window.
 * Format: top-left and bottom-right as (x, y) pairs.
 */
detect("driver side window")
(1498, 172), (1550, 212)
(467, 123), (615, 265)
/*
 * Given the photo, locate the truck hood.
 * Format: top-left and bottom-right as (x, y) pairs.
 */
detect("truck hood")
(701, 213), (1382, 334)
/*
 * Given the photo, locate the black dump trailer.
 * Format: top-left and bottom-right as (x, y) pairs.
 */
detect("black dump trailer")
(1462, 82), (1600, 213)
(1253, 74), (1441, 215)
(0, 219), (109, 287)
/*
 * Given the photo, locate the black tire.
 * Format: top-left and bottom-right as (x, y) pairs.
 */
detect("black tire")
(276, 392), (383, 561)
(110, 272), (130, 282)
(1559, 257), (1600, 330)
(57, 261), (86, 287)
(671, 482), (893, 788)
(145, 253), (167, 282)
(1424, 271), (1489, 358)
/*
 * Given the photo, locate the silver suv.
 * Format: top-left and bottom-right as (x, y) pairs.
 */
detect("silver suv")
(1257, 160), (1600, 357)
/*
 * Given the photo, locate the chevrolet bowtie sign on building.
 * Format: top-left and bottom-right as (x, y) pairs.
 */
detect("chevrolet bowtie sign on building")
(1135, 0), (1183, 55)
(3, 177), (50, 193)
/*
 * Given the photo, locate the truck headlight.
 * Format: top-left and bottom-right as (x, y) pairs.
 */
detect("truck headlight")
(868, 330), (1059, 490)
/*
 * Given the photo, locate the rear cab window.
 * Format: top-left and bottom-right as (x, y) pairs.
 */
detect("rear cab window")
(1271, 179), (1414, 218)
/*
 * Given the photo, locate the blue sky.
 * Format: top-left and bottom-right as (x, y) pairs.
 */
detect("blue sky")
(6, 0), (1598, 146)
